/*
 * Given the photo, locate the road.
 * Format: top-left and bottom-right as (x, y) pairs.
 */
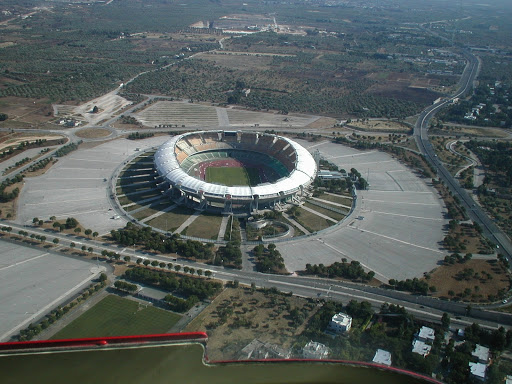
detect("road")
(414, 51), (512, 260)
(2, 222), (512, 330)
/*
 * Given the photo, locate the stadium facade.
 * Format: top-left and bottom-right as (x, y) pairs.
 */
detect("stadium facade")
(154, 131), (317, 213)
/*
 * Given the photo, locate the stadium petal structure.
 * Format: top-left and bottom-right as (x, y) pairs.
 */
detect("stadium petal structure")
(154, 131), (317, 214)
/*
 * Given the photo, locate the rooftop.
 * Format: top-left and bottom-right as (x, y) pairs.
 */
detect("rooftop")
(417, 326), (435, 342)
(331, 312), (352, 326)
(372, 349), (392, 366)
(469, 362), (486, 380)
(411, 340), (431, 357)
(302, 341), (329, 359)
(472, 344), (490, 363)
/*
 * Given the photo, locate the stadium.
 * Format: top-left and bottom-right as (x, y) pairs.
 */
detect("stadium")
(154, 131), (317, 214)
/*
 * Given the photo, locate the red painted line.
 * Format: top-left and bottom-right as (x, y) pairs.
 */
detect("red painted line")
(210, 358), (442, 384)
(0, 332), (208, 352)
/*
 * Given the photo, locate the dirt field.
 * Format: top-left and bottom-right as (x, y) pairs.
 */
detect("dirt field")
(435, 125), (510, 138)
(184, 287), (318, 361)
(0, 96), (54, 125)
(75, 128), (112, 139)
(0, 133), (65, 151)
(426, 259), (511, 302)
(195, 52), (274, 70)
(0, 182), (22, 219)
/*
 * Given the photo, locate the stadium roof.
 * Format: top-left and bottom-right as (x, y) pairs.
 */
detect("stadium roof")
(154, 131), (317, 200)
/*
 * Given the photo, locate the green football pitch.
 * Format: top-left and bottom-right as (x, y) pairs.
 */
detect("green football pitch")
(206, 167), (260, 186)
(51, 295), (181, 339)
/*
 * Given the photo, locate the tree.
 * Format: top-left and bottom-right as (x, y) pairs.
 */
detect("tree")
(167, 263), (173, 269)
(159, 262), (166, 268)
(204, 270), (212, 277)
(174, 265), (181, 272)
(81, 245), (87, 251)
(197, 269), (203, 276)
(92, 231), (98, 239)
(0, 113), (8, 121)
(136, 258), (142, 265)
(441, 313), (451, 330)
(99, 273), (107, 282)
(88, 247), (93, 254)
(92, 106), (99, 113)
(53, 238), (59, 245)
(124, 256), (131, 262)
(84, 229), (92, 237)
(74, 227), (81, 235)
(143, 259), (150, 266)
(70, 242), (75, 248)
(49, 216), (56, 221)
(151, 260), (159, 267)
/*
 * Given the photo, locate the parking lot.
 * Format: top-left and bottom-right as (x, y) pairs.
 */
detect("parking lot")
(0, 241), (102, 341)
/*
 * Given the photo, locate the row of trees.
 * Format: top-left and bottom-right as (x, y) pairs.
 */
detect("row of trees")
(0, 173), (23, 203)
(123, 266), (222, 300)
(110, 223), (214, 260)
(127, 131), (154, 140)
(304, 260), (375, 282)
(18, 280), (106, 341)
(54, 142), (81, 157)
(252, 243), (285, 274)
(114, 280), (137, 293)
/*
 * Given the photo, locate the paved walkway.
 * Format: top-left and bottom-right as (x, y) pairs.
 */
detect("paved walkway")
(301, 205), (338, 223)
(118, 187), (159, 198)
(282, 212), (310, 235)
(325, 191), (353, 199)
(140, 204), (177, 223)
(174, 211), (201, 234)
(122, 195), (162, 208)
(311, 196), (351, 210)
(217, 215), (230, 241)
(216, 107), (230, 127)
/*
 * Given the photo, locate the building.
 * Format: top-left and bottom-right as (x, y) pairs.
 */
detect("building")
(469, 362), (486, 381)
(472, 344), (490, 364)
(154, 131), (317, 214)
(417, 326), (435, 343)
(329, 312), (352, 333)
(302, 341), (329, 360)
(411, 339), (431, 357)
(239, 339), (291, 360)
(372, 349), (392, 366)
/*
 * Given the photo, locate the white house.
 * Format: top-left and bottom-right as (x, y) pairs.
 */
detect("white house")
(417, 326), (435, 343)
(329, 312), (352, 333)
(302, 341), (329, 360)
(472, 344), (490, 364)
(372, 349), (392, 366)
(411, 339), (431, 357)
(469, 362), (486, 381)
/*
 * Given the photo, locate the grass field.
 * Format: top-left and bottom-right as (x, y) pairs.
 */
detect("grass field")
(295, 208), (333, 232)
(51, 295), (181, 339)
(147, 206), (195, 232)
(184, 213), (223, 239)
(206, 167), (261, 186)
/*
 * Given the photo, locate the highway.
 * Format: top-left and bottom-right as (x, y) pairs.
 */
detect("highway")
(414, 51), (512, 260)
(2, 221), (512, 330)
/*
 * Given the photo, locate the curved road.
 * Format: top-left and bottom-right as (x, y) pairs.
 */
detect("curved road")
(414, 51), (512, 260)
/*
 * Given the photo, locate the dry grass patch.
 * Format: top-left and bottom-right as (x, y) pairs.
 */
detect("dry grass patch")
(184, 214), (223, 239)
(184, 287), (319, 361)
(303, 202), (344, 221)
(347, 120), (411, 133)
(0, 182), (22, 219)
(426, 259), (511, 302)
(316, 192), (353, 207)
(294, 208), (332, 232)
(75, 128), (112, 139)
(147, 206), (195, 232)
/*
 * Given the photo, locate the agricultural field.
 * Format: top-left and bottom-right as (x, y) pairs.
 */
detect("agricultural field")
(51, 295), (181, 339)
(135, 101), (219, 128)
